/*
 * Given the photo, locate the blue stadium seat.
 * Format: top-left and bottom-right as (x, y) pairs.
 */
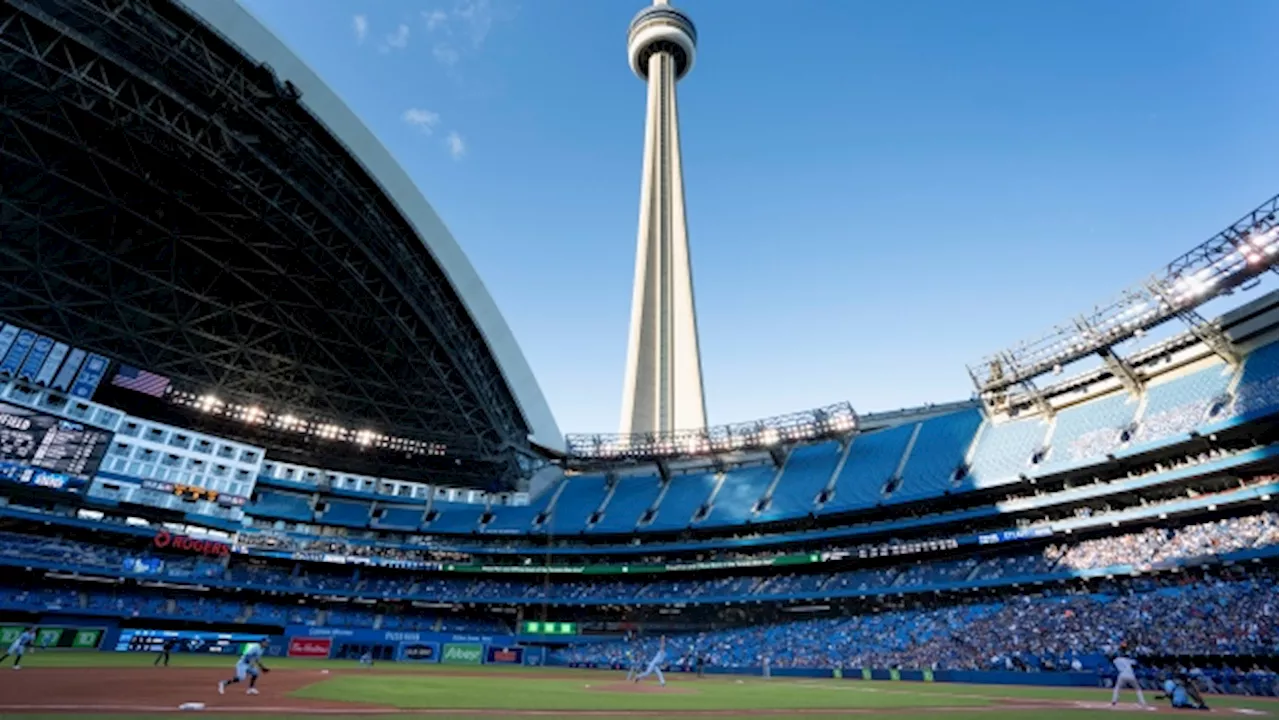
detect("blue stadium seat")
(317, 499), (372, 528)
(1134, 362), (1233, 444)
(966, 416), (1050, 487)
(484, 482), (561, 534)
(892, 409), (983, 502)
(546, 475), (610, 535)
(644, 472), (718, 531)
(756, 441), (843, 521)
(698, 465), (776, 527)
(1231, 341), (1279, 417)
(589, 475), (663, 534)
(247, 490), (314, 522)
(425, 501), (485, 533)
(820, 424), (914, 513)
(373, 505), (425, 530)
(1043, 391), (1137, 469)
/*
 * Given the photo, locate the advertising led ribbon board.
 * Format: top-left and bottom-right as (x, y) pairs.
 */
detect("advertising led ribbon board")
(0, 625), (103, 649)
(0, 401), (111, 492)
(114, 629), (262, 654)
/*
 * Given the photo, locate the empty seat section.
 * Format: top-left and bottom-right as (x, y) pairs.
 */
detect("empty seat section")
(318, 499), (371, 528)
(248, 490), (312, 522)
(481, 505), (539, 533)
(426, 501), (485, 533)
(893, 409), (983, 502)
(966, 417), (1048, 487)
(756, 442), (842, 521)
(820, 424), (914, 514)
(645, 473), (718, 531)
(1044, 392), (1138, 469)
(698, 466), (776, 527)
(1134, 362), (1232, 443)
(1232, 342), (1279, 417)
(373, 505), (424, 530)
(589, 475), (663, 534)
(546, 475), (610, 535)
(484, 478), (562, 533)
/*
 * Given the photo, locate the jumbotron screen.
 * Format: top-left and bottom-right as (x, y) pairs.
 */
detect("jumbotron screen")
(0, 401), (111, 491)
(114, 629), (265, 654)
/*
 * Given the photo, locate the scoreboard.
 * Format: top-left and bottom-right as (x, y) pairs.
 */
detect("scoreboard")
(0, 401), (111, 491)
(115, 629), (264, 654)
(522, 621), (577, 635)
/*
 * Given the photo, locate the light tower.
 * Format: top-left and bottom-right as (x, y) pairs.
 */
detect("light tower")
(619, 0), (708, 437)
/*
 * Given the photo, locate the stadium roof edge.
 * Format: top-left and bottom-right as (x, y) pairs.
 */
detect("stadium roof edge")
(174, 0), (564, 453)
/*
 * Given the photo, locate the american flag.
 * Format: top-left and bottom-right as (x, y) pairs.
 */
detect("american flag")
(111, 365), (171, 397)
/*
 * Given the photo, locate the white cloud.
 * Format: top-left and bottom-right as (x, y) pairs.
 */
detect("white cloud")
(445, 131), (466, 160)
(381, 23), (410, 52)
(402, 108), (441, 134)
(454, 0), (494, 48)
(352, 15), (368, 44)
(432, 44), (461, 66)
(423, 9), (449, 32)
(421, 0), (499, 64)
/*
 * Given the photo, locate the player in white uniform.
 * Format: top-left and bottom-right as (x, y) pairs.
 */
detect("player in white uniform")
(633, 635), (667, 687)
(218, 638), (271, 696)
(1110, 654), (1149, 708)
(0, 628), (36, 670)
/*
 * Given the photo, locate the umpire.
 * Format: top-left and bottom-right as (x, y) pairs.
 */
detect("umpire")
(155, 638), (179, 667)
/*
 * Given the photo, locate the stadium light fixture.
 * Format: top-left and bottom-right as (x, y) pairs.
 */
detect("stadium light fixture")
(564, 402), (858, 462)
(169, 390), (450, 458)
(968, 195), (1279, 395)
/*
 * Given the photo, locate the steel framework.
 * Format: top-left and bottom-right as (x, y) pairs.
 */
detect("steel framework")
(0, 0), (532, 484)
(968, 196), (1280, 395)
(565, 402), (858, 462)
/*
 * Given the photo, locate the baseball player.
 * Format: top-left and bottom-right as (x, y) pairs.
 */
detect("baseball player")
(633, 635), (667, 687)
(218, 638), (271, 696)
(0, 627), (36, 670)
(1158, 676), (1210, 710)
(359, 650), (374, 668)
(1109, 653), (1149, 708)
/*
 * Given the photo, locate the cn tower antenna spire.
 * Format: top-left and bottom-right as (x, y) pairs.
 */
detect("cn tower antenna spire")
(619, 0), (706, 437)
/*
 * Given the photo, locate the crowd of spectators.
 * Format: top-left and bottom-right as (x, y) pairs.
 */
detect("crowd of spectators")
(0, 585), (507, 634)
(0, 512), (1273, 604)
(554, 569), (1278, 694)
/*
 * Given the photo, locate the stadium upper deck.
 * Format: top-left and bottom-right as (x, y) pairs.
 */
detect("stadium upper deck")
(0, 0), (559, 489)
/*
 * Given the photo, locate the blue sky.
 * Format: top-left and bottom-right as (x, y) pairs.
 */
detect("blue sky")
(240, 0), (1277, 436)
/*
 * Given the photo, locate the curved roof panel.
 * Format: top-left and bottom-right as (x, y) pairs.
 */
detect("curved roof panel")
(177, 0), (562, 451)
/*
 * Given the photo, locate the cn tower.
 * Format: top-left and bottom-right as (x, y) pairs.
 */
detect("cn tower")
(618, 0), (708, 437)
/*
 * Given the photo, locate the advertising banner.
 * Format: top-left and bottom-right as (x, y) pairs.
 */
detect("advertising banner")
(399, 642), (440, 663)
(486, 646), (523, 665)
(441, 643), (484, 665)
(287, 637), (333, 659)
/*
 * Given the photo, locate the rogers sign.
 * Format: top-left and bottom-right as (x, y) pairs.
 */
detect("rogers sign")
(153, 530), (230, 558)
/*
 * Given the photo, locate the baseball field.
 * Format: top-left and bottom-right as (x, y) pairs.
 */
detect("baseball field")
(0, 653), (1272, 719)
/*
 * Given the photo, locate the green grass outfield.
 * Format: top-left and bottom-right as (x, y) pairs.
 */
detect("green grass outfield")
(4, 651), (1276, 719)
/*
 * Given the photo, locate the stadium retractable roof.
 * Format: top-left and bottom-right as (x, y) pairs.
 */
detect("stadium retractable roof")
(0, 0), (561, 486)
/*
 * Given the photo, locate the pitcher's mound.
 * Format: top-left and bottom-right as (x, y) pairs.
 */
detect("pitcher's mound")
(587, 682), (695, 694)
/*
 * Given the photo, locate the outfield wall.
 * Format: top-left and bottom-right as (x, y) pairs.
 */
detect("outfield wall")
(280, 626), (546, 665)
(556, 661), (1102, 688)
